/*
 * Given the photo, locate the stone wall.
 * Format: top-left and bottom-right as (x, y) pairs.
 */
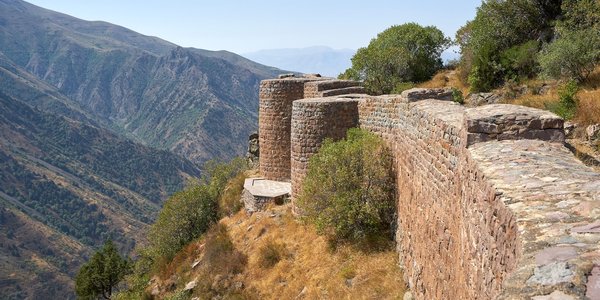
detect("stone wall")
(358, 94), (599, 299)
(290, 96), (360, 206)
(256, 77), (600, 299)
(358, 96), (520, 299)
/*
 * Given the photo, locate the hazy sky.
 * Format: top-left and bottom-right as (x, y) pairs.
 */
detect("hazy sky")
(26, 0), (481, 54)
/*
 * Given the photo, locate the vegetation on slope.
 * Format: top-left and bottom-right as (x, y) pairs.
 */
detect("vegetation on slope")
(136, 205), (406, 300)
(0, 92), (200, 299)
(297, 128), (395, 246)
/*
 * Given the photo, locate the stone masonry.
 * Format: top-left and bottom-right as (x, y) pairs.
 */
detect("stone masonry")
(258, 76), (363, 181)
(290, 96), (361, 208)
(256, 76), (600, 299)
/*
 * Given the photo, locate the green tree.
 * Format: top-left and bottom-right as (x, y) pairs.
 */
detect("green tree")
(297, 128), (395, 243)
(537, 0), (600, 82)
(539, 29), (600, 81)
(75, 240), (131, 299)
(341, 23), (449, 95)
(459, 0), (556, 91)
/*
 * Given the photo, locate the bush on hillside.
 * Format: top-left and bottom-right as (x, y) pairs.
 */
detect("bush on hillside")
(146, 158), (247, 262)
(539, 29), (600, 82)
(545, 80), (579, 120)
(340, 23), (449, 95)
(296, 128), (395, 245)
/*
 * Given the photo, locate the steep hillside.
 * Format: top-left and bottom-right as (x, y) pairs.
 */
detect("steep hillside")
(0, 92), (201, 299)
(140, 205), (406, 300)
(0, 0), (284, 164)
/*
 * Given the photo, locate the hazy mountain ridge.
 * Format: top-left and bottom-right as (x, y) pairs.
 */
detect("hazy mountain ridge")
(0, 0), (284, 164)
(243, 46), (355, 77)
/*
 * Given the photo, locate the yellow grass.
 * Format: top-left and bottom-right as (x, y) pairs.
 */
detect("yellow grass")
(157, 204), (406, 299)
(417, 69), (470, 96)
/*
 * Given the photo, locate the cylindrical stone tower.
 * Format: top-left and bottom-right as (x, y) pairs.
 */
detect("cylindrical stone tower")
(259, 78), (315, 181)
(290, 96), (362, 210)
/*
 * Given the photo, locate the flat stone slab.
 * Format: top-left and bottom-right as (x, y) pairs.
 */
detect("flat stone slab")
(243, 178), (291, 198)
(401, 87), (453, 102)
(465, 104), (565, 145)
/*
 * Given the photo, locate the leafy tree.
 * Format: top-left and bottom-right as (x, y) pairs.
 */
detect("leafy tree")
(558, 0), (600, 33)
(459, 0), (556, 91)
(537, 0), (600, 82)
(341, 23), (449, 95)
(297, 128), (395, 243)
(75, 240), (131, 299)
(538, 29), (600, 81)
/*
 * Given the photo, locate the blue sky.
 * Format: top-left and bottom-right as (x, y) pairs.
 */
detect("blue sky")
(27, 0), (481, 54)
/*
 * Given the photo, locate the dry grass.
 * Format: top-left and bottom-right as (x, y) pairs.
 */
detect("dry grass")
(575, 88), (600, 125)
(222, 205), (406, 299)
(418, 67), (600, 125)
(154, 204), (406, 299)
(417, 69), (470, 96)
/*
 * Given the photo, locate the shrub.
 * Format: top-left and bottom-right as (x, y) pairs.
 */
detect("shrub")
(218, 171), (247, 217)
(451, 87), (464, 104)
(297, 128), (395, 244)
(545, 80), (579, 120)
(391, 82), (415, 94)
(147, 158), (247, 262)
(539, 29), (600, 82)
(147, 184), (218, 261)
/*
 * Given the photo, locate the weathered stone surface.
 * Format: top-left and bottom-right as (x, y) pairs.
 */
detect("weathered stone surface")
(303, 79), (362, 98)
(246, 132), (259, 168)
(470, 139), (600, 299)
(465, 104), (564, 145)
(563, 121), (577, 138)
(184, 279), (197, 291)
(466, 92), (503, 107)
(400, 87), (453, 102)
(278, 73), (296, 79)
(242, 178), (290, 212)
(526, 262), (574, 285)
(587, 265), (600, 300)
(531, 290), (577, 300)
(587, 124), (600, 140)
(258, 78), (321, 181)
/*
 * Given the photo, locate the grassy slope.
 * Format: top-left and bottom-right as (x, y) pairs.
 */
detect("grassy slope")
(148, 204), (406, 299)
(417, 68), (600, 126)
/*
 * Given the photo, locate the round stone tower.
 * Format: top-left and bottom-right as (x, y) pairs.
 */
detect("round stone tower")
(259, 78), (314, 181)
(290, 96), (361, 209)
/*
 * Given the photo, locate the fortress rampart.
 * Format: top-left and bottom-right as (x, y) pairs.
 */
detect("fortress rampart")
(257, 76), (600, 299)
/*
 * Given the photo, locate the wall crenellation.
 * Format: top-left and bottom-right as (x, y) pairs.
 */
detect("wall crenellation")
(256, 75), (600, 299)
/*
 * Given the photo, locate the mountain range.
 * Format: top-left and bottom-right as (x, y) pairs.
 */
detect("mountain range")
(243, 46), (354, 77)
(0, 0), (285, 298)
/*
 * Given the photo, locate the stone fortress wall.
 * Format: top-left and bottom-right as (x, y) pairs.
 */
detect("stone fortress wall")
(257, 75), (600, 299)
